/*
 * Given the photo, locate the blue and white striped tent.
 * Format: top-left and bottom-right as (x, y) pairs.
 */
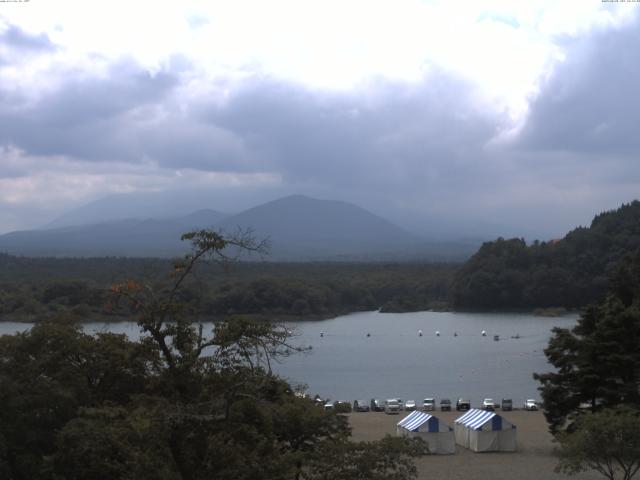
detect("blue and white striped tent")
(396, 410), (455, 454)
(454, 409), (517, 452)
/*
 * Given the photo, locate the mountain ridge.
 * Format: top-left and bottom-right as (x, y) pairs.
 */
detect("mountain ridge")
(0, 195), (476, 260)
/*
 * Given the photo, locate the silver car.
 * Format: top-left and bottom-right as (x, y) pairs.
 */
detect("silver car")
(385, 399), (401, 414)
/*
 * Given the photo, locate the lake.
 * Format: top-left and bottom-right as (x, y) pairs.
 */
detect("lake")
(0, 310), (577, 407)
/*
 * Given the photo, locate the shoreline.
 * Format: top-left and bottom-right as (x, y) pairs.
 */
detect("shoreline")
(0, 307), (582, 324)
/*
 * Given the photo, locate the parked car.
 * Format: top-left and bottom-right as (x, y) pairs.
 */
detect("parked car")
(456, 398), (471, 411)
(482, 398), (496, 411)
(524, 399), (538, 411)
(440, 398), (452, 411)
(384, 399), (401, 414)
(370, 398), (385, 412)
(334, 401), (352, 413)
(422, 397), (436, 411)
(405, 399), (417, 411)
(501, 398), (513, 411)
(353, 400), (370, 412)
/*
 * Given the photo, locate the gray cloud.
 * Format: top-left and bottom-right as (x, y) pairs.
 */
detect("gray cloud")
(498, 15), (640, 237)
(0, 24), (56, 52)
(1, 17), (640, 240)
(0, 51), (504, 188)
(202, 74), (500, 191)
(0, 59), (179, 161)
(0, 24), (57, 67)
(517, 17), (640, 156)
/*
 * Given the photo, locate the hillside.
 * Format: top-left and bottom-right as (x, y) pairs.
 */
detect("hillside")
(0, 210), (226, 257)
(451, 200), (640, 310)
(43, 190), (229, 229)
(216, 195), (421, 259)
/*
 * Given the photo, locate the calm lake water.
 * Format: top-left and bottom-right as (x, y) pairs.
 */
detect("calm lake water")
(0, 310), (577, 407)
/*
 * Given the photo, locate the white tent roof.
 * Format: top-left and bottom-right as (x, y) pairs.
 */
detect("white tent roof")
(397, 411), (434, 432)
(455, 409), (503, 430)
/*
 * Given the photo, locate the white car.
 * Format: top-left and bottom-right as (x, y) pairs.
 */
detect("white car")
(404, 400), (417, 411)
(482, 398), (496, 411)
(524, 399), (538, 411)
(422, 397), (436, 411)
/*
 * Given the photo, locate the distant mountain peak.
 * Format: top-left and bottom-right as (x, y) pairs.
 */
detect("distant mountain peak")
(0, 194), (477, 261)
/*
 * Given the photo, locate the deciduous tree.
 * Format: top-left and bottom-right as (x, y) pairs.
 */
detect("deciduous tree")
(0, 229), (428, 480)
(555, 407), (640, 480)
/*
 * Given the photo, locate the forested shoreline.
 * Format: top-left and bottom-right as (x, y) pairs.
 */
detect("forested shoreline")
(451, 201), (640, 310)
(2, 201), (639, 322)
(0, 255), (455, 322)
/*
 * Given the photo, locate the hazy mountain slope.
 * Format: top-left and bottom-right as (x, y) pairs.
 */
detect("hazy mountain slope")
(44, 191), (230, 229)
(0, 195), (477, 260)
(216, 195), (420, 259)
(0, 209), (226, 257)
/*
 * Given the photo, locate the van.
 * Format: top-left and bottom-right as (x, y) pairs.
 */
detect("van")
(501, 398), (513, 411)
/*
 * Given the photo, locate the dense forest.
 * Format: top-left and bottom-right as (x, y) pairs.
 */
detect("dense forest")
(451, 201), (640, 310)
(0, 255), (454, 322)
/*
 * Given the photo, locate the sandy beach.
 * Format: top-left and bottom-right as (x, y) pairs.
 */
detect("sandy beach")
(348, 410), (601, 480)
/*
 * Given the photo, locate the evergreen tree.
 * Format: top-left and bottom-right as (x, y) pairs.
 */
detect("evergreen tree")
(534, 251), (640, 433)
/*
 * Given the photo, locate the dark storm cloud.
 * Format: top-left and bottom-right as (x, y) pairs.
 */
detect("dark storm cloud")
(517, 17), (640, 156)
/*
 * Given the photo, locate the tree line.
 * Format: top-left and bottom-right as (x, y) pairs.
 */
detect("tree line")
(0, 256), (454, 322)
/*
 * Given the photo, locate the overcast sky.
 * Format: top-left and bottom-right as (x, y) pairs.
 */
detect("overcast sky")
(0, 0), (639, 238)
